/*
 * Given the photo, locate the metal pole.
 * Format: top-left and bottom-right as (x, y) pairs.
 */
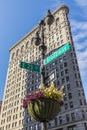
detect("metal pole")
(39, 20), (47, 130)
(39, 20), (46, 85)
(41, 122), (47, 130)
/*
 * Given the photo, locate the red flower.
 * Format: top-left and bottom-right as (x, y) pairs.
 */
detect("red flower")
(22, 89), (44, 108)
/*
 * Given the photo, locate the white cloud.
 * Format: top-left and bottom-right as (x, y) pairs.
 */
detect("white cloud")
(76, 43), (87, 99)
(70, 19), (87, 88)
(74, 0), (87, 6)
(76, 48), (87, 78)
(74, 40), (87, 51)
(70, 19), (87, 45)
(73, 32), (87, 43)
(77, 49), (87, 70)
(70, 20), (87, 32)
(70, 19), (87, 54)
(74, 0), (87, 18)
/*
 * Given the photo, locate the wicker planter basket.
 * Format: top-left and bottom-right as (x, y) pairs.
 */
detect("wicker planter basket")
(28, 98), (60, 122)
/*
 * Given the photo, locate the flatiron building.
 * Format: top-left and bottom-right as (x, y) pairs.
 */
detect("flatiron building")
(0, 5), (87, 130)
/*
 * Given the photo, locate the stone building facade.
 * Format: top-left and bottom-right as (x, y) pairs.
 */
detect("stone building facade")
(0, 5), (87, 130)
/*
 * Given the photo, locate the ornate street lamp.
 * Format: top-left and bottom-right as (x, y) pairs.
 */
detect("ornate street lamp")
(33, 10), (54, 86)
(22, 10), (64, 130)
(31, 10), (55, 130)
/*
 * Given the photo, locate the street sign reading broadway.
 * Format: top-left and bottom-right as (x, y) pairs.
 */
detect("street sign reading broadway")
(44, 43), (70, 65)
(20, 61), (40, 72)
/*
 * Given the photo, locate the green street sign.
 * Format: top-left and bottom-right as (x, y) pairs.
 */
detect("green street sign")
(19, 61), (40, 72)
(44, 43), (70, 65)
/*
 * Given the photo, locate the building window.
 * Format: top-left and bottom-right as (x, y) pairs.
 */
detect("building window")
(84, 123), (87, 130)
(84, 99), (86, 105)
(57, 80), (60, 85)
(67, 83), (71, 91)
(63, 56), (66, 61)
(59, 29), (61, 33)
(67, 36), (69, 40)
(16, 49), (19, 56)
(56, 18), (59, 25)
(19, 120), (21, 125)
(73, 66), (76, 70)
(62, 78), (65, 84)
(74, 73), (77, 78)
(26, 117), (28, 123)
(64, 62), (67, 67)
(65, 103), (68, 110)
(26, 41), (29, 49)
(66, 114), (70, 122)
(65, 69), (68, 74)
(78, 90), (81, 96)
(60, 35), (62, 39)
(80, 99), (82, 106)
(59, 116), (62, 124)
(56, 72), (59, 77)
(70, 101), (73, 108)
(61, 71), (64, 76)
(64, 95), (67, 101)
(60, 64), (63, 69)
(57, 37), (59, 40)
(12, 123), (14, 128)
(68, 93), (72, 99)
(12, 53), (15, 60)
(68, 125), (76, 130)
(61, 40), (63, 44)
(82, 110), (85, 119)
(71, 113), (75, 121)
(54, 118), (57, 126)
(34, 124), (39, 130)
(66, 76), (69, 82)
(29, 126), (33, 130)
(76, 81), (79, 87)
(21, 45), (25, 52)
(48, 122), (51, 128)
(57, 42), (60, 46)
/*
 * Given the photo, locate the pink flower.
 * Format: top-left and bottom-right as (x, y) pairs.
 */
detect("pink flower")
(23, 89), (44, 108)
(22, 89), (44, 108)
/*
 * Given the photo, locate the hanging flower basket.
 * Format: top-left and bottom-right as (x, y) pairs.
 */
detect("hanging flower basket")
(28, 98), (60, 122)
(23, 83), (64, 122)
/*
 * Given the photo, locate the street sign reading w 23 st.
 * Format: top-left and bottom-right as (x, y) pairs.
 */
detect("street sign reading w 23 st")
(19, 61), (40, 72)
(44, 43), (70, 65)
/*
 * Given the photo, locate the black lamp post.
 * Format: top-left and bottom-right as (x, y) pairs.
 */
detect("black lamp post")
(34, 10), (54, 84)
(32, 10), (54, 130)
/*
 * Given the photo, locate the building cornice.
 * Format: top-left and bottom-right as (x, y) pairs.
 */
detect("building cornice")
(9, 25), (38, 52)
(9, 5), (69, 52)
(53, 5), (69, 15)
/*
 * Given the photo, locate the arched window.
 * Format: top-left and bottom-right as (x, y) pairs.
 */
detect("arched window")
(56, 18), (59, 25)
(26, 41), (29, 49)
(16, 49), (19, 56)
(12, 53), (15, 60)
(21, 45), (24, 52)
